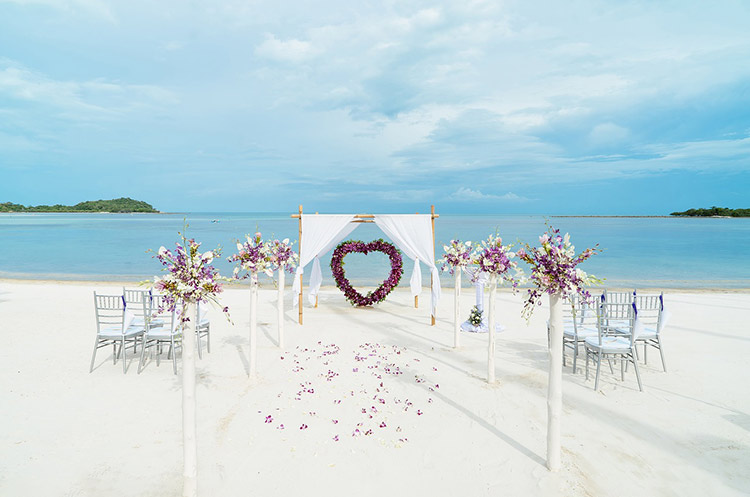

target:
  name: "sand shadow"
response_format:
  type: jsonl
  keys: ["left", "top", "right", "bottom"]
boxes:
{"left": 428, "top": 383, "right": 546, "bottom": 467}
{"left": 90, "top": 344, "right": 141, "bottom": 374}
{"left": 571, "top": 393, "right": 750, "bottom": 493}
{"left": 223, "top": 335, "right": 250, "bottom": 376}
{"left": 260, "top": 322, "right": 279, "bottom": 347}
{"left": 676, "top": 325, "right": 750, "bottom": 342}
{"left": 725, "top": 413, "right": 750, "bottom": 432}
{"left": 378, "top": 349, "right": 546, "bottom": 467}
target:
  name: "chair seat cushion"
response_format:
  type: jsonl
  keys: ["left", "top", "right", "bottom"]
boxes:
{"left": 637, "top": 327, "right": 658, "bottom": 339}
{"left": 607, "top": 319, "right": 631, "bottom": 329}
{"left": 146, "top": 329, "right": 179, "bottom": 339}
{"left": 612, "top": 326, "right": 632, "bottom": 335}
{"left": 585, "top": 335, "right": 632, "bottom": 352}
{"left": 563, "top": 326, "right": 598, "bottom": 338}
{"left": 134, "top": 317, "right": 167, "bottom": 328}
{"left": 98, "top": 325, "right": 143, "bottom": 338}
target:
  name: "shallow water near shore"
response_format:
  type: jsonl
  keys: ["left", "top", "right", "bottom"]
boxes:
{"left": 1, "top": 212, "right": 748, "bottom": 289}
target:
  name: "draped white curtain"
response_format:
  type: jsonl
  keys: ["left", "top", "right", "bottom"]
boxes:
{"left": 292, "top": 215, "right": 358, "bottom": 305}
{"left": 373, "top": 214, "right": 441, "bottom": 315}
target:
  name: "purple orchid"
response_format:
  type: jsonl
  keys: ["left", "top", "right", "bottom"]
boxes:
{"left": 517, "top": 226, "right": 601, "bottom": 319}
{"left": 152, "top": 230, "right": 229, "bottom": 318}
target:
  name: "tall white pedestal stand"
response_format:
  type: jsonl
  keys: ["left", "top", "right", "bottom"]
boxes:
{"left": 182, "top": 302, "right": 198, "bottom": 497}
{"left": 277, "top": 269, "right": 285, "bottom": 349}
{"left": 547, "top": 292, "right": 563, "bottom": 471}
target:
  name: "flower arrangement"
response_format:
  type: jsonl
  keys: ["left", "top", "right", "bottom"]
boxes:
{"left": 472, "top": 233, "right": 522, "bottom": 287}
{"left": 439, "top": 239, "right": 473, "bottom": 275}
{"left": 153, "top": 233, "right": 229, "bottom": 317}
{"left": 330, "top": 239, "right": 403, "bottom": 307}
{"left": 468, "top": 305, "right": 483, "bottom": 326}
{"left": 267, "top": 237, "right": 299, "bottom": 273}
{"left": 516, "top": 226, "right": 600, "bottom": 319}
{"left": 228, "top": 232, "right": 275, "bottom": 279}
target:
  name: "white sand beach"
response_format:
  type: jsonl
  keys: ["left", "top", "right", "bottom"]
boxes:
{"left": 1, "top": 280, "right": 749, "bottom": 497}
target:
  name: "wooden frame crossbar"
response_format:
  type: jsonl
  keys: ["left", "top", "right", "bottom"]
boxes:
{"left": 291, "top": 205, "right": 438, "bottom": 326}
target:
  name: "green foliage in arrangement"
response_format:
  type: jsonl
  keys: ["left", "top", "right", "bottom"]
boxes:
{"left": 469, "top": 305, "right": 483, "bottom": 326}
{"left": 0, "top": 197, "right": 159, "bottom": 213}
{"left": 670, "top": 206, "right": 750, "bottom": 217}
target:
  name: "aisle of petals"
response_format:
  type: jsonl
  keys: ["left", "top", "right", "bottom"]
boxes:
{"left": 257, "top": 341, "right": 441, "bottom": 446}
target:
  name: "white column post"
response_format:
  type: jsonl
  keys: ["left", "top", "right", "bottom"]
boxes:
{"left": 249, "top": 273, "right": 258, "bottom": 377}
{"left": 547, "top": 292, "right": 563, "bottom": 471}
{"left": 487, "top": 274, "right": 497, "bottom": 383}
{"left": 182, "top": 302, "right": 197, "bottom": 497}
{"left": 454, "top": 271, "right": 461, "bottom": 348}
{"left": 277, "top": 268, "right": 285, "bottom": 349}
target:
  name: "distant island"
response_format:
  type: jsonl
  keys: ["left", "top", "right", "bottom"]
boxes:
{"left": 670, "top": 206, "right": 749, "bottom": 218}
{"left": 0, "top": 197, "right": 159, "bottom": 213}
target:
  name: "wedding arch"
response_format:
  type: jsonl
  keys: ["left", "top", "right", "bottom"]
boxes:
{"left": 291, "top": 205, "right": 441, "bottom": 326}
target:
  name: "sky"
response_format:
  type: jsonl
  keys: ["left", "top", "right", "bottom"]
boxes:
{"left": 0, "top": 0, "right": 749, "bottom": 214}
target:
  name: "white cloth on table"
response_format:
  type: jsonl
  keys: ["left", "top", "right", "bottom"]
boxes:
{"left": 373, "top": 214, "right": 441, "bottom": 315}
{"left": 292, "top": 215, "right": 358, "bottom": 305}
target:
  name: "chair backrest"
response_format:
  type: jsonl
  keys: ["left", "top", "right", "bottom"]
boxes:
{"left": 634, "top": 293, "right": 662, "bottom": 331}
{"left": 94, "top": 293, "right": 129, "bottom": 334}
{"left": 123, "top": 287, "right": 150, "bottom": 320}
{"left": 601, "top": 301, "right": 637, "bottom": 345}
{"left": 563, "top": 294, "right": 582, "bottom": 324}
{"left": 169, "top": 302, "right": 185, "bottom": 336}
{"left": 575, "top": 298, "right": 600, "bottom": 332}
{"left": 197, "top": 302, "right": 208, "bottom": 323}
{"left": 602, "top": 289, "right": 636, "bottom": 304}
{"left": 148, "top": 293, "right": 172, "bottom": 322}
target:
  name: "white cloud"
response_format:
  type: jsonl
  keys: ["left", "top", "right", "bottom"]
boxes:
{"left": 255, "top": 34, "right": 318, "bottom": 63}
{"left": 0, "top": 61, "right": 176, "bottom": 118}
{"left": 449, "top": 188, "right": 529, "bottom": 202}
{"left": 588, "top": 122, "right": 630, "bottom": 147}
{"left": 163, "top": 41, "right": 184, "bottom": 52}
{"left": 0, "top": 130, "right": 43, "bottom": 151}
{"left": 1, "top": 0, "right": 115, "bottom": 21}
{"left": 408, "top": 8, "right": 443, "bottom": 28}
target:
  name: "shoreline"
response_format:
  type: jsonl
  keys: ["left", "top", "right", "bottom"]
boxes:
{"left": 4, "top": 211, "right": 741, "bottom": 218}
{"left": 2, "top": 277, "right": 748, "bottom": 293}
{"left": 0, "top": 211, "right": 174, "bottom": 215}
{"left": 550, "top": 215, "right": 671, "bottom": 218}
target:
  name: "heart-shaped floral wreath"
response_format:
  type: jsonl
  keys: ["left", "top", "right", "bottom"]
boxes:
{"left": 330, "top": 239, "right": 403, "bottom": 306}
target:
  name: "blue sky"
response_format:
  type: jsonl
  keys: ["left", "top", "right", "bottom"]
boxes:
{"left": 1, "top": 0, "right": 748, "bottom": 214}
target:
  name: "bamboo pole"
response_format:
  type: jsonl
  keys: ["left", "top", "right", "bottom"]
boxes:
{"left": 431, "top": 204, "right": 436, "bottom": 326}
{"left": 182, "top": 302, "right": 197, "bottom": 497}
{"left": 487, "top": 275, "right": 497, "bottom": 383}
{"left": 277, "top": 269, "right": 285, "bottom": 348}
{"left": 414, "top": 210, "right": 419, "bottom": 309}
{"left": 547, "top": 293, "right": 563, "bottom": 471}
{"left": 298, "top": 205, "right": 303, "bottom": 325}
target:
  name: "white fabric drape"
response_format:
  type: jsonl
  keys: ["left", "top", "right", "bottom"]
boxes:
{"left": 373, "top": 214, "right": 441, "bottom": 315}
{"left": 292, "top": 215, "right": 358, "bottom": 305}
{"left": 306, "top": 223, "right": 359, "bottom": 304}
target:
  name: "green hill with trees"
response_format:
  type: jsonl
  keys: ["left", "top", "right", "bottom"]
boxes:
{"left": 670, "top": 206, "right": 749, "bottom": 217}
{"left": 0, "top": 197, "right": 159, "bottom": 213}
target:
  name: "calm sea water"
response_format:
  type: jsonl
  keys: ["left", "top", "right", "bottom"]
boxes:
{"left": 1, "top": 212, "right": 748, "bottom": 289}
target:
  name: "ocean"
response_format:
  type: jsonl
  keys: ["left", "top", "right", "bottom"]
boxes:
{"left": 1, "top": 212, "right": 748, "bottom": 289}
